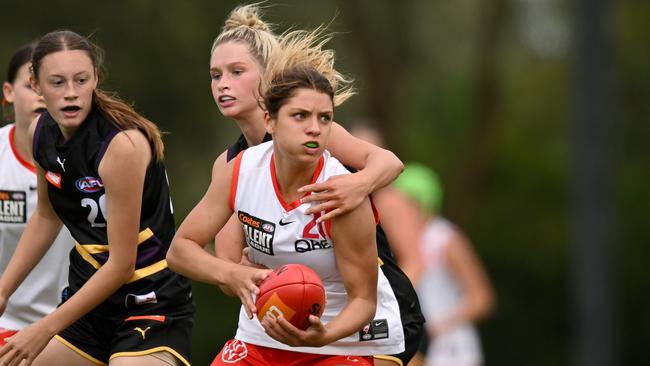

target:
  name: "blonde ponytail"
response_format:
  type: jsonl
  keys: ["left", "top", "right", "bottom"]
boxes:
{"left": 211, "top": 3, "right": 279, "bottom": 68}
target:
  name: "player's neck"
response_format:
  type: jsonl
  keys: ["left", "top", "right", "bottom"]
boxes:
{"left": 235, "top": 110, "right": 267, "bottom": 147}
{"left": 273, "top": 158, "right": 315, "bottom": 203}
{"left": 12, "top": 121, "right": 33, "bottom": 163}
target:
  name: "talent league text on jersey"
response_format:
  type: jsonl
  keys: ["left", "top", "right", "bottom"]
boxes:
{"left": 230, "top": 141, "right": 404, "bottom": 356}
{"left": 0, "top": 190, "right": 26, "bottom": 223}
{"left": 0, "top": 124, "right": 72, "bottom": 330}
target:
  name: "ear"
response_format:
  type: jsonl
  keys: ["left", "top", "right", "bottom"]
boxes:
{"left": 92, "top": 68, "right": 99, "bottom": 89}
{"left": 30, "top": 76, "right": 41, "bottom": 96}
{"left": 2, "top": 82, "right": 13, "bottom": 104}
{"left": 263, "top": 111, "right": 274, "bottom": 134}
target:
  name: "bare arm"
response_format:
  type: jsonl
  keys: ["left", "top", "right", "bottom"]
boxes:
{"left": 321, "top": 196, "right": 378, "bottom": 342}
{"left": 167, "top": 151, "right": 270, "bottom": 317}
{"left": 373, "top": 187, "right": 426, "bottom": 284}
{"left": 262, "top": 197, "right": 378, "bottom": 347}
{"left": 214, "top": 213, "right": 246, "bottom": 264}
{"left": 432, "top": 231, "right": 496, "bottom": 336}
{"left": 0, "top": 130, "right": 155, "bottom": 364}
{"left": 300, "top": 122, "right": 403, "bottom": 221}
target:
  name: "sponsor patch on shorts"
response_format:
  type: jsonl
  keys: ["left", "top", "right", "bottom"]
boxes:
{"left": 359, "top": 318, "right": 389, "bottom": 341}
{"left": 125, "top": 291, "right": 158, "bottom": 307}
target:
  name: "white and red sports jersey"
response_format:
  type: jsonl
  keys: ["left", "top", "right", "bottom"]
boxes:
{"left": 230, "top": 141, "right": 404, "bottom": 356}
{"left": 0, "top": 124, "right": 72, "bottom": 330}
{"left": 417, "top": 218, "right": 483, "bottom": 366}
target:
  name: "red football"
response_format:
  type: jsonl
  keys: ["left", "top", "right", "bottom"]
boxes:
{"left": 255, "top": 263, "right": 326, "bottom": 330}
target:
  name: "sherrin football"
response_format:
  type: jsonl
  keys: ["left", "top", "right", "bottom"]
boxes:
{"left": 255, "top": 263, "right": 326, "bottom": 330}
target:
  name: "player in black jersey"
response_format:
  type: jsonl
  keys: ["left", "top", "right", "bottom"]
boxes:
{"left": 0, "top": 30, "right": 193, "bottom": 366}
{"left": 169, "top": 5, "right": 424, "bottom": 366}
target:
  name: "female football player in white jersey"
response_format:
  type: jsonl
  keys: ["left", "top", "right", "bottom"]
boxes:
{"left": 0, "top": 42, "right": 72, "bottom": 346}
{"left": 168, "top": 4, "right": 425, "bottom": 365}
{"left": 168, "top": 29, "right": 404, "bottom": 365}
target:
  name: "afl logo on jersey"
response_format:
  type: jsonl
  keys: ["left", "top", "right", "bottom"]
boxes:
{"left": 262, "top": 223, "right": 275, "bottom": 233}
{"left": 75, "top": 177, "right": 104, "bottom": 193}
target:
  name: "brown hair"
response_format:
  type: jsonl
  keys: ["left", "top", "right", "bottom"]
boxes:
{"left": 31, "top": 30, "right": 165, "bottom": 161}
{"left": 264, "top": 66, "right": 335, "bottom": 119}
{"left": 262, "top": 27, "right": 355, "bottom": 111}
{"left": 2, "top": 42, "right": 36, "bottom": 122}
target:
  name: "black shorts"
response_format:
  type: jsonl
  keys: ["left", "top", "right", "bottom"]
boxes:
{"left": 57, "top": 267, "right": 194, "bottom": 365}
{"left": 374, "top": 225, "right": 426, "bottom": 365}
{"left": 417, "top": 328, "right": 430, "bottom": 355}
{"left": 57, "top": 304, "right": 193, "bottom": 365}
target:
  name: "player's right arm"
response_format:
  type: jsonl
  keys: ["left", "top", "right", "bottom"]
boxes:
{"left": 0, "top": 164, "right": 63, "bottom": 315}
{"left": 167, "top": 152, "right": 271, "bottom": 317}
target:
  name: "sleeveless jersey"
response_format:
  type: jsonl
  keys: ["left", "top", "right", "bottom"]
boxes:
{"left": 231, "top": 141, "right": 404, "bottom": 355}
{"left": 32, "top": 111, "right": 191, "bottom": 316}
{"left": 0, "top": 124, "right": 72, "bottom": 329}
{"left": 227, "top": 133, "right": 425, "bottom": 328}
{"left": 417, "top": 218, "right": 483, "bottom": 365}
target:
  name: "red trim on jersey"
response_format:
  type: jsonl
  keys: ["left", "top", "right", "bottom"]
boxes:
{"left": 369, "top": 196, "right": 380, "bottom": 225}
{"left": 8, "top": 125, "right": 36, "bottom": 174}
{"left": 270, "top": 154, "right": 324, "bottom": 212}
{"left": 229, "top": 151, "right": 245, "bottom": 211}
{"left": 124, "top": 315, "right": 166, "bottom": 323}
{"left": 0, "top": 328, "right": 18, "bottom": 346}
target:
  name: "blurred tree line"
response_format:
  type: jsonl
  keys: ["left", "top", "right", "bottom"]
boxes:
{"left": 1, "top": 0, "right": 648, "bottom": 365}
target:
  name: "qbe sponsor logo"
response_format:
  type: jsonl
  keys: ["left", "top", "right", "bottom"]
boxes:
{"left": 238, "top": 211, "right": 275, "bottom": 255}
{"left": 0, "top": 190, "right": 27, "bottom": 223}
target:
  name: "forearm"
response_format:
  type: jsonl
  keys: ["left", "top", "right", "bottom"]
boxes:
{"left": 355, "top": 148, "right": 404, "bottom": 194}
{"left": 37, "top": 259, "right": 133, "bottom": 335}
{"left": 0, "top": 212, "right": 62, "bottom": 300}
{"left": 328, "top": 122, "right": 403, "bottom": 195}
{"left": 167, "top": 238, "right": 236, "bottom": 287}
{"left": 321, "top": 296, "right": 376, "bottom": 345}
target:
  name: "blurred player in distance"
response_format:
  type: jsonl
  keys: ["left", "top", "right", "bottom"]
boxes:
{"left": 384, "top": 163, "right": 496, "bottom": 366}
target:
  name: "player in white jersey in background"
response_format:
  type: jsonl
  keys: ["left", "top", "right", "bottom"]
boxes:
{"left": 382, "top": 163, "right": 495, "bottom": 366}
{"left": 167, "top": 28, "right": 404, "bottom": 365}
{"left": 0, "top": 42, "right": 72, "bottom": 345}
